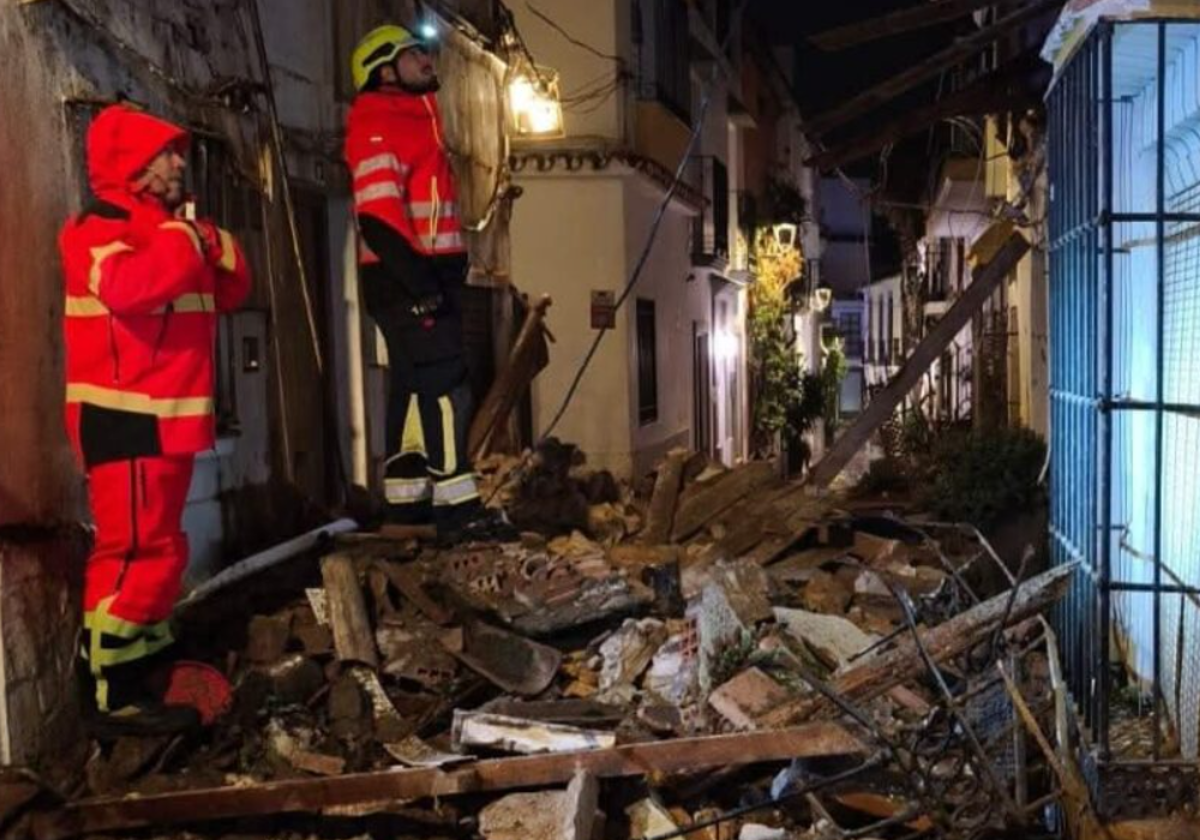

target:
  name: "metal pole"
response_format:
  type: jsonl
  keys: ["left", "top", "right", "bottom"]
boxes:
{"left": 1098, "top": 21, "right": 1115, "bottom": 761}
{"left": 1152, "top": 20, "right": 1167, "bottom": 762}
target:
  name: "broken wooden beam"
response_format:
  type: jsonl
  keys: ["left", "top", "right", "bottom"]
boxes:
{"left": 42, "top": 724, "right": 866, "bottom": 838}
{"left": 804, "top": 0, "right": 1060, "bottom": 137}
{"left": 671, "top": 461, "right": 777, "bottom": 542}
{"left": 640, "top": 449, "right": 688, "bottom": 544}
{"left": 808, "top": 54, "right": 1047, "bottom": 171}
{"left": 759, "top": 563, "right": 1076, "bottom": 727}
{"left": 377, "top": 523, "right": 437, "bottom": 542}
{"left": 807, "top": 226, "right": 1029, "bottom": 487}
{"left": 320, "top": 553, "right": 379, "bottom": 668}
{"left": 810, "top": 0, "right": 1026, "bottom": 51}
{"left": 468, "top": 294, "right": 552, "bottom": 462}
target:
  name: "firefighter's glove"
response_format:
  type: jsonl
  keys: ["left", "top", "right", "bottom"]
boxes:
{"left": 410, "top": 293, "right": 445, "bottom": 320}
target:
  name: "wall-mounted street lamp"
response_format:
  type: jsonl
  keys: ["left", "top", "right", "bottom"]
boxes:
{"left": 509, "top": 68, "right": 565, "bottom": 138}
{"left": 810, "top": 284, "right": 833, "bottom": 313}
{"left": 772, "top": 223, "right": 798, "bottom": 250}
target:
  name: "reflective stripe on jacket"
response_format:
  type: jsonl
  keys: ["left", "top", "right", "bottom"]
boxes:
{"left": 344, "top": 90, "right": 466, "bottom": 261}
{"left": 60, "top": 193, "right": 251, "bottom": 464}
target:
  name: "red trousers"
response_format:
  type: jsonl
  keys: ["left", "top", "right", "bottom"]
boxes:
{"left": 82, "top": 456, "right": 193, "bottom": 711}
{"left": 85, "top": 456, "right": 194, "bottom": 624}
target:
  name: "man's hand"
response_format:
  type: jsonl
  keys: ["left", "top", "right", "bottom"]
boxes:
{"left": 192, "top": 220, "right": 225, "bottom": 265}
{"left": 410, "top": 293, "right": 444, "bottom": 319}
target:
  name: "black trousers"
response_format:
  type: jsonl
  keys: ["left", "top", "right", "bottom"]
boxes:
{"left": 360, "top": 260, "right": 482, "bottom": 526}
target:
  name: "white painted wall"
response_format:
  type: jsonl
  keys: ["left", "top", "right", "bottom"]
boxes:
{"left": 624, "top": 179, "right": 711, "bottom": 477}
{"left": 516, "top": 174, "right": 635, "bottom": 474}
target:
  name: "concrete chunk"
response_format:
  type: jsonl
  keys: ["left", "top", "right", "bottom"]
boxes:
{"left": 773, "top": 607, "right": 880, "bottom": 670}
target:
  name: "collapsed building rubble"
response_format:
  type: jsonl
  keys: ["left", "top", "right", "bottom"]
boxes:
{"left": 16, "top": 442, "right": 1080, "bottom": 840}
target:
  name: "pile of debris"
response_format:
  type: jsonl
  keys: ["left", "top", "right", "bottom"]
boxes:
{"left": 30, "top": 441, "right": 1077, "bottom": 840}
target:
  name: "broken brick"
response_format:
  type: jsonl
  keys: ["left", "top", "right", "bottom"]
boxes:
{"left": 708, "top": 667, "right": 791, "bottom": 729}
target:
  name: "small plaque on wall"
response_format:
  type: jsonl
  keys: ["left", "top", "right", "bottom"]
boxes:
{"left": 591, "top": 290, "right": 616, "bottom": 329}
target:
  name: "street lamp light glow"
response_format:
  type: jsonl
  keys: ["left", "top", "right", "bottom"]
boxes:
{"left": 509, "top": 69, "right": 564, "bottom": 138}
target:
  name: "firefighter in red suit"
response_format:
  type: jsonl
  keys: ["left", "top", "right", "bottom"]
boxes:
{"left": 345, "top": 25, "right": 514, "bottom": 543}
{"left": 60, "top": 104, "right": 251, "bottom": 736}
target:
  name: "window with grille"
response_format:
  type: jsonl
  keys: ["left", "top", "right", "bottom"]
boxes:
{"left": 637, "top": 299, "right": 659, "bottom": 425}
{"left": 837, "top": 311, "right": 864, "bottom": 360}
{"left": 637, "top": 0, "right": 691, "bottom": 122}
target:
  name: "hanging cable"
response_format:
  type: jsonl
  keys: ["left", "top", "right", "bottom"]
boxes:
{"left": 525, "top": 1, "right": 624, "bottom": 63}
{"left": 539, "top": 1, "right": 750, "bottom": 440}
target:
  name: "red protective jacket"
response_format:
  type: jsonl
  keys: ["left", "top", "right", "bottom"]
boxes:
{"left": 60, "top": 105, "right": 251, "bottom": 466}
{"left": 344, "top": 90, "right": 466, "bottom": 262}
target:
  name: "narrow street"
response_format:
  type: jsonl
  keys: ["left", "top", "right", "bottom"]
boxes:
{"left": 0, "top": 0, "right": 1198, "bottom": 838}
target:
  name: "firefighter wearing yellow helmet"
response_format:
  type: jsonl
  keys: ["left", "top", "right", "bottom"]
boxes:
{"left": 343, "top": 24, "right": 517, "bottom": 544}
{"left": 350, "top": 24, "right": 428, "bottom": 92}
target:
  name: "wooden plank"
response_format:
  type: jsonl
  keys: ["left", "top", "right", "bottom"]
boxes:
{"left": 376, "top": 524, "right": 438, "bottom": 542}
{"left": 671, "top": 462, "right": 777, "bottom": 542}
{"left": 810, "top": 0, "right": 1027, "bottom": 51}
{"left": 759, "top": 563, "right": 1076, "bottom": 728}
{"left": 48, "top": 724, "right": 866, "bottom": 838}
{"left": 804, "top": 0, "right": 1061, "bottom": 137}
{"left": 807, "top": 230, "right": 1029, "bottom": 488}
{"left": 692, "top": 482, "right": 797, "bottom": 561}
{"left": 738, "top": 496, "right": 831, "bottom": 566}
{"left": 640, "top": 449, "right": 689, "bottom": 544}
{"left": 808, "top": 55, "right": 1045, "bottom": 171}
{"left": 468, "top": 295, "right": 552, "bottom": 462}
{"left": 320, "top": 554, "right": 379, "bottom": 668}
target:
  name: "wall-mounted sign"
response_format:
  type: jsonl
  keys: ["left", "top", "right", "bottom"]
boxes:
{"left": 591, "top": 290, "right": 616, "bottom": 330}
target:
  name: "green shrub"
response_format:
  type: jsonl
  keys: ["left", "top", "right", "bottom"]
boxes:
{"left": 918, "top": 426, "right": 1046, "bottom": 530}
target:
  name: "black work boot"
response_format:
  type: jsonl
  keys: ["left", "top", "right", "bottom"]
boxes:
{"left": 84, "top": 701, "right": 202, "bottom": 740}
{"left": 77, "top": 653, "right": 201, "bottom": 740}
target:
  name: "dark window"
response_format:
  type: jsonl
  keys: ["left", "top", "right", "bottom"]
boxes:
{"left": 877, "top": 296, "right": 886, "bottom": 363}
{"left": 715, "top": 0, "right": 732, "bottom": 45}
{"left": 692, "top": 156, "right": 729, "bottom": 261}
{"left": 886, "top": 294, "right": 895, "bottom": 362}
{"left": 868, "top": 296, "right": 878, "bottom": 362}
{"left": 693, "top": 323, "right": 712, "bottom": 455}
{"left": 837, "top": 311, "right": 864, "bottom": 360}
{"left": 637, "top": 299, "right": 659, "bottom": 425}
{"left": 711, "top": 158, "right": 729, "bottom": 257}
{"left": 641, "top": 0, "right": 691, "bottom": 122}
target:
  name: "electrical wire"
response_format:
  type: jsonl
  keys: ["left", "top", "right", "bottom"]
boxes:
{"left": 525, "top": 1, "right": 623, "bottom": 63}
{"left": 538, "top": 1, "right": 751, "bottom": 441}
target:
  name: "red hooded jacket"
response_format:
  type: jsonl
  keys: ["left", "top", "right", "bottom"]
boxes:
{"left": 59, "top": 105, "right": 251, "bottom": 466}
{"left": 344, "top": 90, "right": 466, "bottom": 262}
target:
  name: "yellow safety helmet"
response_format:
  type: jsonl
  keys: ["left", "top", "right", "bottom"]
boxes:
{"left": 351, "top": 25, "right": 422, "bottom": 92}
